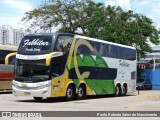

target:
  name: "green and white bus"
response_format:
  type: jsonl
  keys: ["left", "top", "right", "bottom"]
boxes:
{"left": 12, "top": 33, "right": 136, "bottom": 101}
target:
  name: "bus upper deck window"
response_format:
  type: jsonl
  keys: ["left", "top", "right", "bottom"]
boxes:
{"left": 55, "top": 36, "right": 73, "bottom": 52}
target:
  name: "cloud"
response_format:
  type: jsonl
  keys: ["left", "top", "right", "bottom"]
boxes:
{"left": 105, "top": 0, "right": 115, "bottom": 6}
{"left": 104, "top": 0, "right": 160, "bottom": 28}
{"left": 0, "top": 16, "right": 23, "bottom": 28}
{"left": 146, "top": 1, "right": 160, "bottom": 28}
{"left": 132, "top": 0, "right": 152, "bottom": 7}
{"left": 105, "top": 0, "right": 131, "bottom": 10}
{"left": 0, "top": 0, "right": 34, "bottom": 29}
{"left": 116, "top": 0, "right": 131, "bottom": 10}
{"left": 2, "top": 0, "right": 33, "bottom": 12}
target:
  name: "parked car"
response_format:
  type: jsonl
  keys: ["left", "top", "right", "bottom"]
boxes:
{"left": 136, "top": 81, "right": 152, "bottom": 90}
{"left": 147, "top": 64, "right": 160, "bottom": 70}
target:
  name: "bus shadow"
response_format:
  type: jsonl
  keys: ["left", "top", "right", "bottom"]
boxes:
{"left": 0, "top": 92, "right": 12, "bottom": 94}
{"left": 15, "top": 94, "right": 134, "bottom": 103}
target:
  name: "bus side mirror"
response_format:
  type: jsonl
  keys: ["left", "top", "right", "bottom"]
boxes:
{"left": 46, "top": 52, "right": 63, "bottom": 66}
{"left": 46, "top": 54, "right": 52, "bottom": 66}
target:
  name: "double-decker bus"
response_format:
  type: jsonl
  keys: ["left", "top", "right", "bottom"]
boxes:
{"left": 12, "top": 33, "right": 136, "bottom": 101}
{"left": 0, "top": 45, "right": 17, "bottom": 92}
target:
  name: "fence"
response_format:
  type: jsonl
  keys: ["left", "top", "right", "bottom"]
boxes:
{"left": 144, "top": 70, "right": 160, "bottom": 90}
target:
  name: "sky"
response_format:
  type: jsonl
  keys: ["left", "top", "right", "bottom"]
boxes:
{"left": 0, "top": 0, "right": 160, "bottom": 30}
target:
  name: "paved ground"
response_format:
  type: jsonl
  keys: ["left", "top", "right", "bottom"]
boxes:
{"left": 0, "top": 90, "right": 160, "bottom": 120}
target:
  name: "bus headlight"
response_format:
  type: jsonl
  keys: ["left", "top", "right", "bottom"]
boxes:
{"left": 12, "top": 81, "right": 19, "bottom": 88}
{"left": 36, "top": 82, "right": 52, "bottom": 89}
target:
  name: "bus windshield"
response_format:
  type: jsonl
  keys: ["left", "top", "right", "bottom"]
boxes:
{"left": 14, "top": 59, "right": 50, "bottom": 82}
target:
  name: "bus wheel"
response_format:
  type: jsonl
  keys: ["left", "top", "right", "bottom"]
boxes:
{"left": 114, "top": 85, "right": 121, "bottom": 97}
{"left": 77, "top": 85, "right": 86, "bottom": 100}
{"left": 65, "top": 85, "right": 74, "bottom": 101}
{"left": 122, "top": 84, "right": 127, "bottom": 96}
{"left": 33, "top": 97, "right": 42, "bottom": 102}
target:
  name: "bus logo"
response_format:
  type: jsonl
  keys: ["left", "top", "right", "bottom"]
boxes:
{"left": 21, "top": 83, "right": 27, "bottom": 87}
{"left": 119, "top": 60, "right": 130, "bottom": 67}
{"left": 23, "top": 39, "right": 49, "bottom": 47}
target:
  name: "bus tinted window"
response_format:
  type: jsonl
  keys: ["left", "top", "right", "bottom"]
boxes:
{"left": 76, "top": 38, "right": 136, "bottom": 60}
{"left": 119, "top": 47, "right": 136, "bottom": 60}
{"left": 99, "top": 43, "right": 104, "bottom": 56}
{"left": 92, "top": 41, "right": 100, "bottom": 56}
{"left": 8, "top": 56, "right": 16, "bottom": 65}
{"left": 77, "top": 39, "right": 100, "bottom": 56}
{"left": 109, "top": 45, "right": 119, "bottom": 58}
{"left": 0, "top": 50, "right": 11, "bottom": 64}
{"left": 126, "top": 48, "right": 136, "bottom": 60}
{"left": 77, "top": 44, "right": 92, "bottom": 55}
{"left": 101, "top": 44, "right": 109, "bottom": 57}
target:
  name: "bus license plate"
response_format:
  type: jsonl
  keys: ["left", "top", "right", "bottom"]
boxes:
{"left": 24, "top": 92, "right": 31, "bottom": 95}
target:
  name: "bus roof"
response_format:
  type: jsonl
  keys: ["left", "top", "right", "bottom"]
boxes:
{"left": 74, "top": 35, "right": 136, "bottom": 50}
{"left": 25, "top": 32, "right": 74, "bottom": 36}
{"left": 0, "top": 45, "right": 18, "bottom": 51}
{"left": 25, "top": 33, "right": 54, "bottom": 36}
{"left": 23, "top": 32, "right": 135, "bottom": 50}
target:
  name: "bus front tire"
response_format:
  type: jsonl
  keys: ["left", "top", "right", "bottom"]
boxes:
{"left": 33, "top": 97, "right": 43, "bottom": 101}
{"left": 65, "top": 85, "right": 74, "bottom": 101}
{"left": 77, "top": 85, "right": 86, "bottom": 100}
{"left": 114, "top": 85, "right": 121, "bottom": 97}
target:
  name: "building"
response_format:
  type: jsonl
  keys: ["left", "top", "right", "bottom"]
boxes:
{"left": 0, "top": 26, "right": 25, "bottom": 46}
{"left": 0, "top": 26, "right": 8, "bottom": 45}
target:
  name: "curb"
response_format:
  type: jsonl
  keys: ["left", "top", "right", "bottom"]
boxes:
{"left": 138, "top": 94, "right": 160, "bottom": 99}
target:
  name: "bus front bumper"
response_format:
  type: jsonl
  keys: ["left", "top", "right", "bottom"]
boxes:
{"left": 12, "top": 80, "right": 51, "bottom": 98}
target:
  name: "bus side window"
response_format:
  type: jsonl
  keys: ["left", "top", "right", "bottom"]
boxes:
{"left": 108, "top": 45, "right": 111, "bottom": 57}
{"left": 50, "top": 58, "right": 60, "bottom": 77}
{"left": 78, "top": 45, "right": 92, "bottom": 55}
{"left": 102, "top": 44, "right": 109, "bottom": 57}
{"left": 91, "top": 41, "right": 99, "bottom": 56}
{"left": 9, "top": 56, "right": 16, "bottom": 65}
{"left": 63, "top": 43, "right": 71, "bottom": 52}
{"left": 0, "top": 50, "right": 10, "bottom": 64}
{"left": 55, "top": 36, "right": 73, "bottom": 52}
{"left": 99, "top": 43, "right": 104, "bottom": 56}
{"left": 50, "top": 54, "right": 68, "bottom": 77}
{"left": 110, "top": 45, "right": 119, "bottom": 58}
{"left": 55, "top": 44, "right": 63, "bottom": 52}
{"left": 55, "top": 41, "right": 63, "bottom": 52}
{"left": 119, "top": 47, "right": 125, "bottom": 59}
{"left": 127, "top": 49, "right": 136, "bottom": 60}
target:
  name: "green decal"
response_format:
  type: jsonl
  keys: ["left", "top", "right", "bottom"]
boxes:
{"left": 96, "top": 56, "right": 108, "bottom": 68}
{"left": 68, "top": 38, "right": 116, "bottom": 95}
{"left": 83, "top": 55, "right": 96, "bottom": 66}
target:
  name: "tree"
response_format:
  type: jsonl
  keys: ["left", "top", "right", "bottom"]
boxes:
{"left": 22, "top": 0, "right": 91, "bottom": 33}
{"left": 22, "top": 0, "right": 160, "bottom": 59}
{"left": 83, "top": 5, "right": 160, "bottom": 59}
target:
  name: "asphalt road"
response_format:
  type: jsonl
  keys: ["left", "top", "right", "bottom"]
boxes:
{"left": 0, "top": 90, "right": 160, "bottom": 120}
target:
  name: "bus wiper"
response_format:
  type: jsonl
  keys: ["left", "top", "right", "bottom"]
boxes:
{"left": 40, "top": 77, "right": 48, "bottom": 81}
{"left": 52, "top": 73, "right": 59, "bottom": 77}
